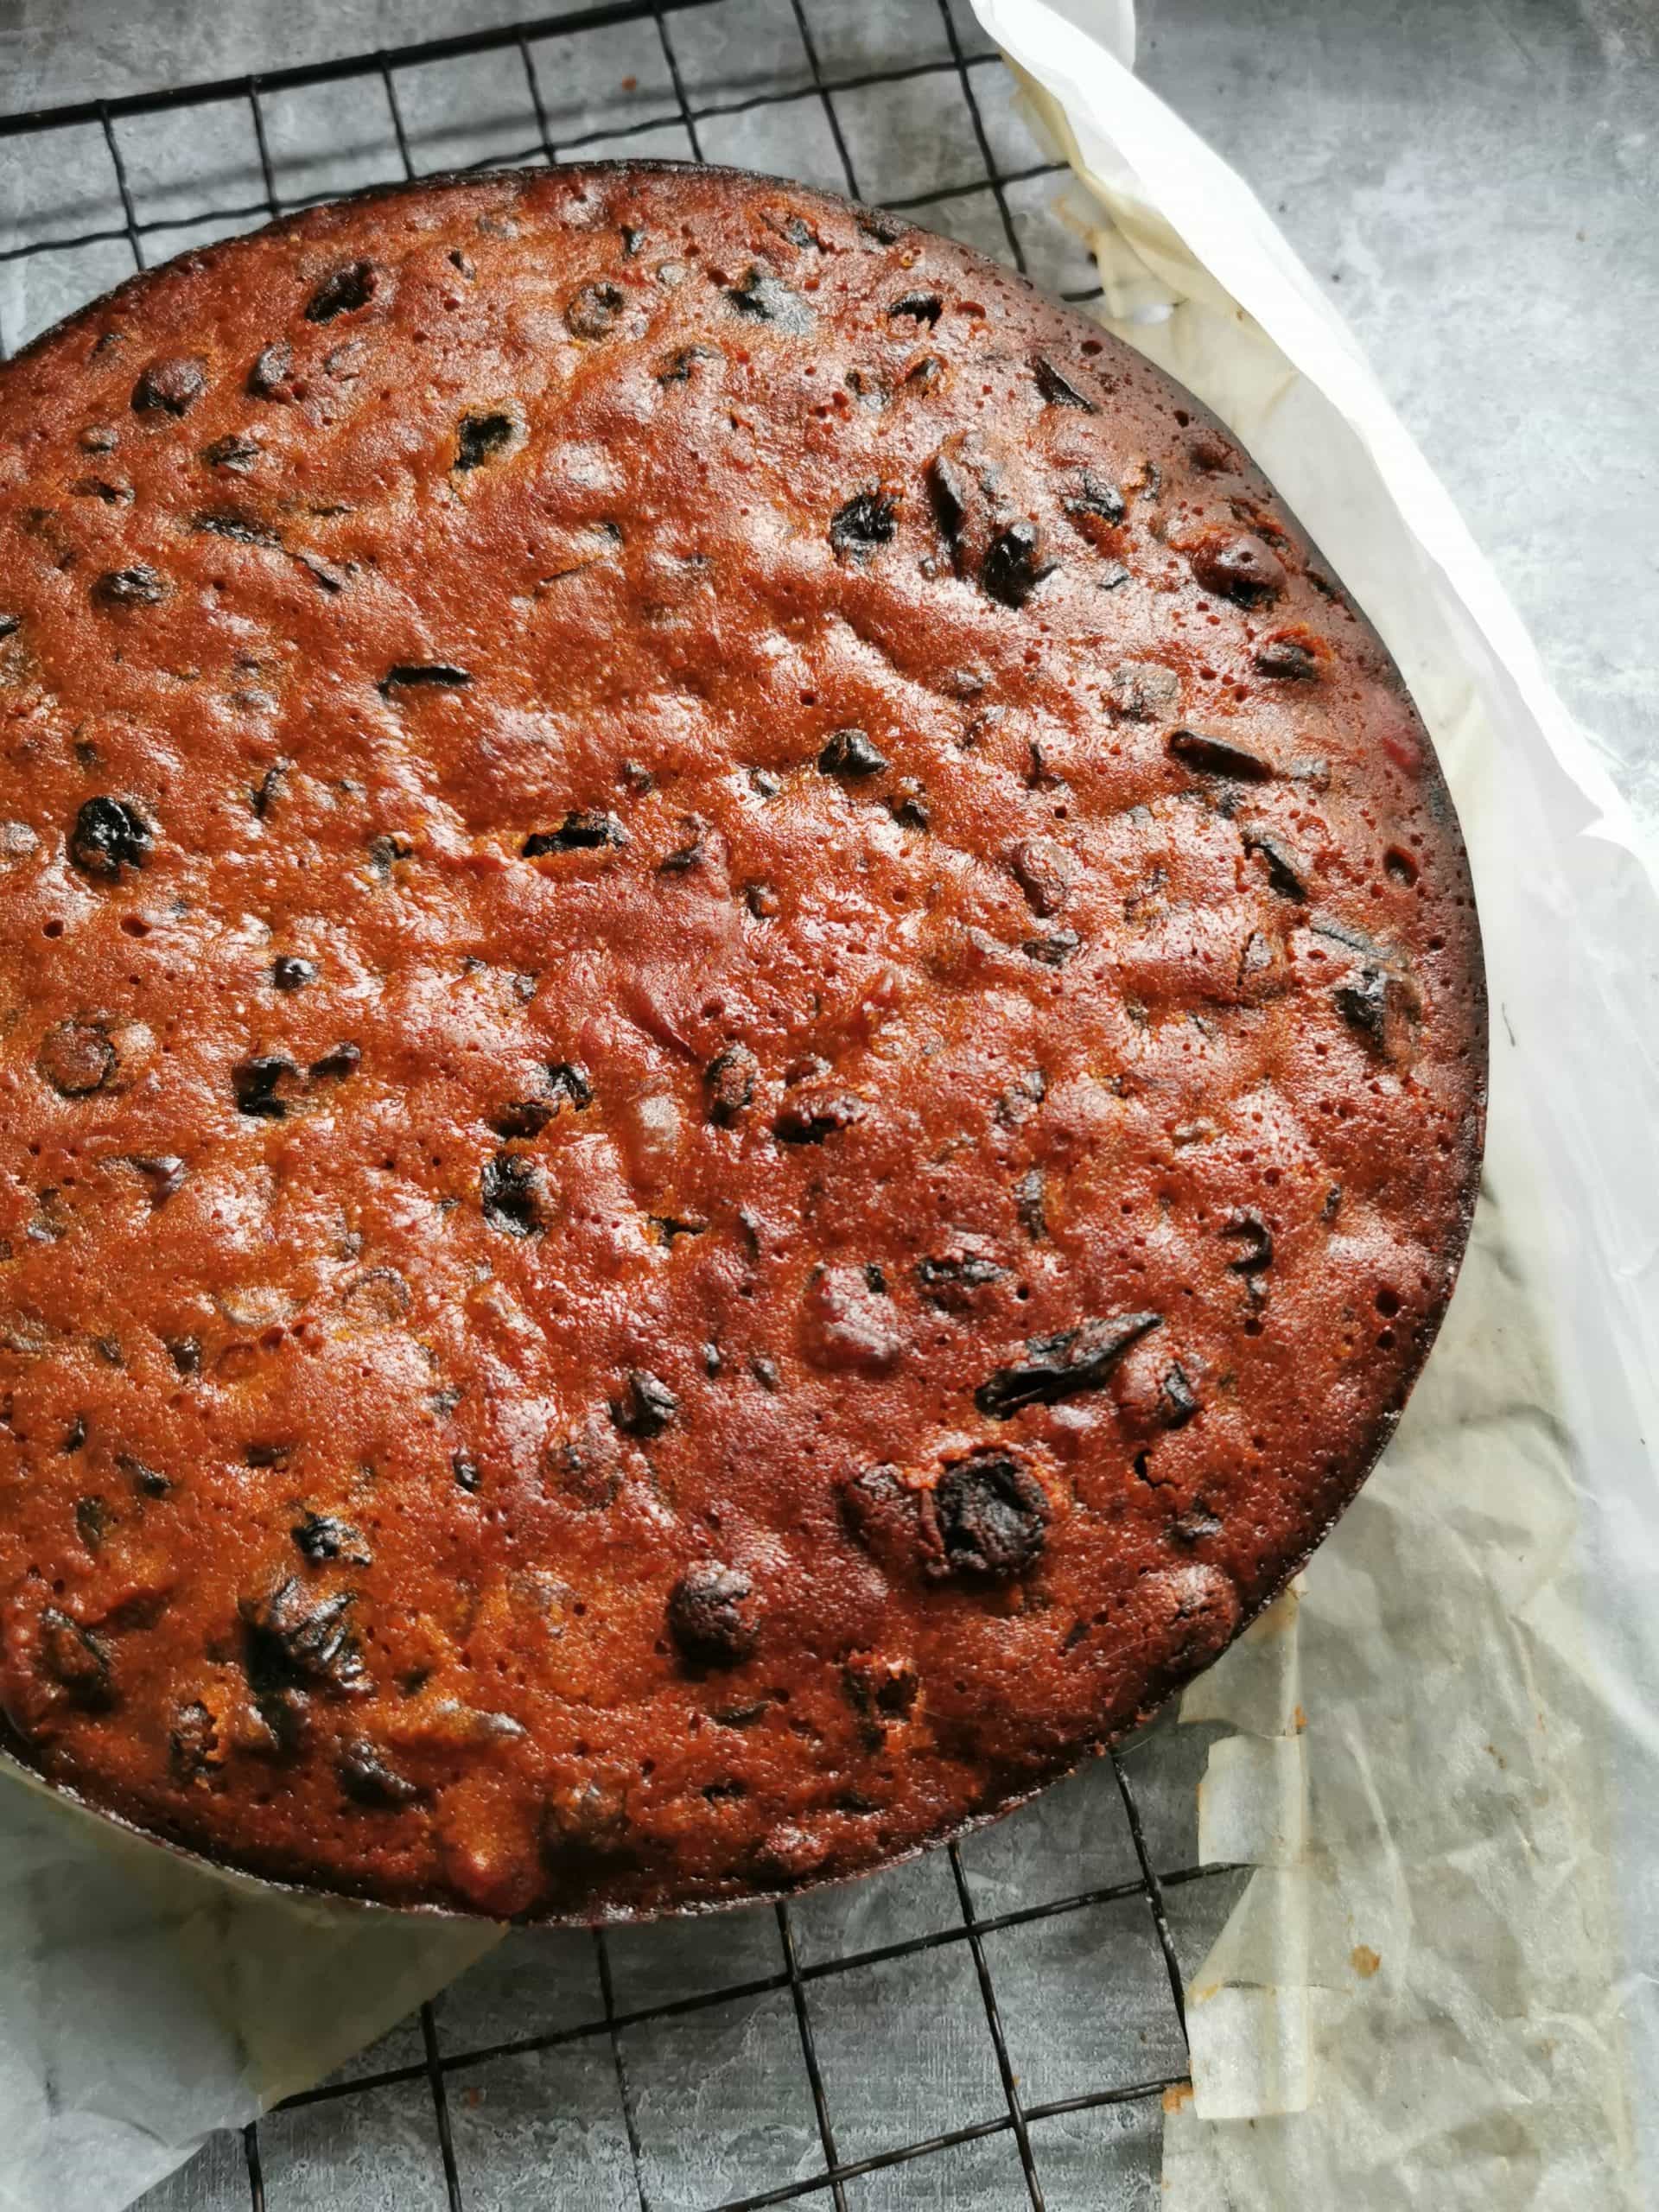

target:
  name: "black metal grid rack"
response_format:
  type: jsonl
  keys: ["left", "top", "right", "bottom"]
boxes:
{"left": 1, "top": 4, "right": 1247, "bottom": 2204}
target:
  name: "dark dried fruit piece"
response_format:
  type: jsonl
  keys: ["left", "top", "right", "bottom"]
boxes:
{"left": 658, "top": 816, "right": 706, "bottom": 874}
{"left": 1014, "top": 1167, "right": 1047, "bottom": 1240}
{"left": 70, "top": 794, "right": 152, "bottom": 877}
{"left": 131, "top": 354, "right": 207, "bottom": 416}
{"left": 657, "top": 344, "right": 717, "bottom": 385}
{"left": 378, "top": 663, "right": 471, "bottom": 696}
{"left": 480, "top": 1152, "right": 550, "bottom": 1237}
{"left": 193, "top": 509, "right": 281, "bottom": 547}
{"left": 232, "top": 1054, "right": 298, "bottom": 1120}
{"left": 337, "top": 1740, "right": 421, "bottom": 1808}
{"left": 523, "top": 810, "right": 628, "bottom": 855}
{"left": 982, "top": 523, "right": 1055, "bottom": 609}
{"left": 40, "top": 1607, "right": 114, "bottom": 1707}
{"left": 117, "top": 1450, "right": 173, "bottom": 1497}
{"left": 928, "top": 1451, "right": 1048, "bottom": 1580}
{"left": 888, "top": 290, "right": 943, "bottom": 326}
{"left": 1033, "top": 356, "right": 1096, "bottom": 410}
{"left": 74, "top": 1495, "right": 107, "bottom": 1553}
{"left": 976, "top": 1311, "right": 1162, "bottom": 1418}
{"left": 817, "top": 727, "right": 889, "bottom": 778}
{"left": 454, "top": 411, "right": 517, "bottom": 470}
{"left": 291, "top": 1512, "right": 372, "bottom": 1566}
{"left": 251, "top": 760, "right": 289, "bottom": 818}
{"left": 1167, "top": 727, "right": 1275, "bottom": 782}
{"left": 667, "top": 1561, "right": 759, "bottom": 1666}
{"left": 613, "top": 1370, "right": 679, "bottom": 1439}
{"left": 1190, "top": 532, "right": 1286, "bottom": 606}
{"left": 202, "top": 433, "right": 262, "bottom": 471}
{"left": 925, "top": 447, "right": 970, "bottom": 554}
{"left": 774, "top": 1089, "right": 866, "bottom": 1145}
{"left": 305, "top": 261, "right": 380, "bottom": 322}
{"left": 843, "top": 1652, "right": 918, "bottom": 1727}
{"left": 1254, "top": 632, "right": 1319, "bottom": 680}
{"left": 705, "top": 1044, "right": 759, "bottom": 1126}
{"left": 1170, "top": 1506, "right": 1224, "bottom": 1547}
{"left": 1065, "top": 470, "right": 1127, "bottom": 531}
{"left": 169, "top": 1700, "right": 218, "bottom": 1784}
{"left": 1334, "top": 966, "right": 1390, "bottom": 1048}
{"left": 1243, "top": 831, "right": 1307, "bottom": 901}
{"left": 247, "top": 341, "right": 294, "bottom": 398}
{"left": 271, "top": 955, "right": 315, "bottom": 991}
{"left": 309, "top": 1041, "right": 360, "bottom": 1080}
{"left": 1160, "top": 1363, "right": 1200, "bottom": 1427}
{"left": 366, "top": 832, "right": 413, "bottom": 880}
{"left": 916, "top": 1240, "right": 1007, "bottom": 1310}
{"left": 995, "top": 1068, "right": 1047, "bottom": 1128}
{"left": 549, "top": 1061, "right": 593, "bottom": 1109}
{"left": 830, "top": 489, "right": 898, "bottom": 562}
{"left": 565, "top": 282, "right": 625, "bottom": 339}
{"left": 92, "top": 565, "right": 167, "bottom": 608}
{"left": 241, "top": 1579, "right": 367, "bottom": 1697}
{"left": 1221, "top": 1211, "right": 1274, "bottom": 1274}
{"left": 725, "top": 267, "right": 813, "bottom": 334}
{"left": 73, "top": 475, "right": 133, "bottom": 504}
{"left": 1022, "top": 931, "right": 1080, "bottom": 967}
{"left": 37, "top": 1019, "right": 117, "bottom": 1097}
{"left": 491, "top": 1096, "right": 553, "bottom": 1139}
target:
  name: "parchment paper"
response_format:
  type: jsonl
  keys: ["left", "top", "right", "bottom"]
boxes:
{"left": 975, "top": 0, "right": 1659, "bottom": 2200}
{"left": 3, "top": 7, "right": 1657, "bottom": 2207}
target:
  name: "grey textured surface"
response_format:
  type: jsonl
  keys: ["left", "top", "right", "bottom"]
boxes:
{"left": 0, "top": 0, "right": 1650, "bottom": 2204}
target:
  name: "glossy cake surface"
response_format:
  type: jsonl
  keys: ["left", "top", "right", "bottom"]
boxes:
{"left": 0, "top": 165, "right": 1484, "bottom": 1916}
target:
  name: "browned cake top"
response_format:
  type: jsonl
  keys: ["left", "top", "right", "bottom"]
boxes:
{"left": 0, "top": 164, "right": 1484, "bottom": 1918}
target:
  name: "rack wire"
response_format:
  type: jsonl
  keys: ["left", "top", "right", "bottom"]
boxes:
{"left": 2, "top": 3, "right": 1247, "bottom": 2203}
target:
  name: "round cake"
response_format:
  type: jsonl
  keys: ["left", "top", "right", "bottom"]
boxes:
{"left": 0, "top": 163, "right": 1484, "bottom": 1918}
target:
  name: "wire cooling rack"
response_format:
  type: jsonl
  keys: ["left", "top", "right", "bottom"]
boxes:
{"left": 1, "top": 3, "right": 1248, "bottom": 2203}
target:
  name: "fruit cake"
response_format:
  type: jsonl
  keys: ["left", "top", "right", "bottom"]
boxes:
{"left": 0, "top": 163, "right": 1485, "bottom": 1917}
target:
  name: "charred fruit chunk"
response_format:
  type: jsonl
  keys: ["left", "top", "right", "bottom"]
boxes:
{"left": 131, "top": 354, "right": 207, "bottom": 416}
{"left": 337, "top": 1740, "right": 421, "bottom": 1808}
{"left": 976, "top": 1312, "right": 1162, "bottom": 1418}
{"left": 830, "top": 489, "right": 898, "bottom": 562}
{"left": 928, "top": 1451, "right": 1048, "bottom": 1580}
{"left": 70, "top": 795, "right": 152, "bottom": 877}
{"left": 40, "top": 1606, "right": 114, "bottom": 1707}
{"left": 480, "top": 1152, "right": 550, "bottom": 1236}
{"left": 725, "top": 267, "right": 813, "bottom": 333}
{"left": 612, "top": 1370, "right": 679, "bottom": 1439}
{"left": 982, "top": 522, "right": 1055, "bottom": 609}
{"left": 240, "top": 1579, "right": 367, "bottom": 1697}
{"left": 1167, "top": 727, "right": 1275, "bottom": 782}
{"left": 523, "top": 810, "right": 628, "bottom": 854}
{"left": 291, "top": 1512, "right": 372, "bottom": 1566}
{"left": 705, "top": 1044, "right": 759, "bottom": 1125}
{"left": 1190, "top": 532, "right": 1285, "bottom": 606}
{"left": 305, "top": 262, "right": 380, "bottom": 322}
{"left": 667, "top": 1561, "right": 760, "bottom": 1665}
{"left": 817, "top": 727, "right": 888, "bottom": 779}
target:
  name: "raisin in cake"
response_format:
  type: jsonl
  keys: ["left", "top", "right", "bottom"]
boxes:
{"left": 0, "top": 165, "right": 1485, "bottom": 1917}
